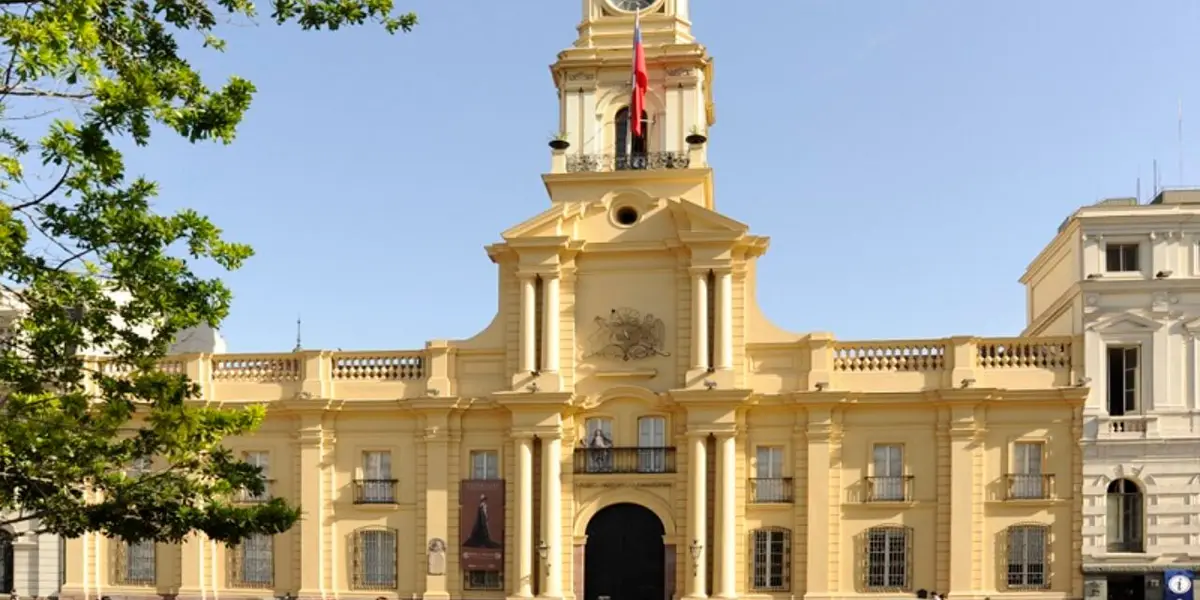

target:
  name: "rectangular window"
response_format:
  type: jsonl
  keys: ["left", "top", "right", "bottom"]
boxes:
{"left": 242, "top": 451, "right": 270, "bottom": 502}
{"left": 360, "top": 451, "right": 394, "bottom": 503}
{"left": 1006, "top": 526, "right": 1048, "bottom": 588}
{"left": 750, "top": 528, "right": 790, "bottom": 591}
{"left": 637, "top": 416, "right": 667, "bottom": 473}
{"left": 464, "top": 570, "right": 503, "bottom": 590}
{"left": 1105, "top": 243, "right": 1140, "bottom": 272}
{"left": 1106, "top": 346, "right": 1140, "bottom": 416}
{"left": 1010, "top": 442, "right": 1045, "bottom": 499}
{"left": 753, "top": 446, "right": 788, "bottom": 502}
{"left": 871, "top": 444, "right": 905, "bottom": 501}
{"left": 864, "top": 527, "right": 910, "bottom": 590}
{"left": 230, "top": 534, "right": 274, "bottom": 588}
{"left": 118, "top": 540, "right": 156, "bottom": 586}
{"left": 353, "top": 529, "right": 398, "bottom": 589}
{"left": 470, "top": 450, "right": 500, "bottom": 480}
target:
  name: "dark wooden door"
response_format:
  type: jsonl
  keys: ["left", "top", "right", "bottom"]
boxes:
{"left": 584, "top": 503, "right": 666, "bottom": 600}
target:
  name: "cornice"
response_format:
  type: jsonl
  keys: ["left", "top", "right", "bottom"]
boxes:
{"left": 1020, "top": 218, "right": 1080, "bottom": 285}
{"left": 666, "top": 387, "right": 753, "bottom": 406}
{"left": 492, "top": 391, "right": 574, "bottom": 409}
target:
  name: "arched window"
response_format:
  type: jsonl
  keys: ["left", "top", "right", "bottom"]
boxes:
{"left": 615, "top": 107, "right": 649, "bottom": 161}
{"left": 1106, "top": 479, "right": 1143, "bottom": 552}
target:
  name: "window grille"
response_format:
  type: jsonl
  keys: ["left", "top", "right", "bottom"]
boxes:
{"left": 352, "top": 528, "right": 398, "bottom": 590}
{"left": 863, "top": 526, "right": 911, "bottom": 591}
{"left": 229, "top": 534, "right": 274, "bottom": 588}
{"left": 750, "top": 528, "right": 790, "bottom": 591}
{"left": 114, "top": 540, "right": 156, "bottom": 586}
{"left": 465, "top": 570, "right": 503, "bottom": 590}
{"left": 1006, "top": 525, "right": 1049, "bottom": 589}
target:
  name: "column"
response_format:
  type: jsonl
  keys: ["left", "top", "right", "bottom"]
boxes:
{"left": 541, "top": 275, "right": 561, "bottom": 373}
{"left": 716, "top": 433, "right": 737, "bottom": 599}
{"left": 297, "top": 416, "right": 325, "bottom": 597}
{"left": 540, "top": 434, "right": 563, "bottom": 598}
{"left": 714, "top": 270, "right": 733, "bottom": 370}
{"left": 514, "top": 435, "right": 535, "bottom": 598}
{"left": 690, "top": 271, "right": 709, "bottom": 371}
{"left": 520, "top": 275, "right": 537, "bottom": 373}
{"left": 685, "top": 433, "right": 708, "bottom": 599}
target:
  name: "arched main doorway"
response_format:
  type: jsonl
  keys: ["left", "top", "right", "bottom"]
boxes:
{"left": 584, "top": 502, "right": 666, "bottom": 600}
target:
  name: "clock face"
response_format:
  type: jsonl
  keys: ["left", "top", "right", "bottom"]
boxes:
{"left": 609, "top": 0, "right": 654, "bottom": 12}
{"left": 1168, "top": 575, "right": 1192, "bottom": 595}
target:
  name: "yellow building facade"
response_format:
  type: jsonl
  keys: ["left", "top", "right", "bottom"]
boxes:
{"left": 63, "top": 2, "right": 1088, "bottom": 600}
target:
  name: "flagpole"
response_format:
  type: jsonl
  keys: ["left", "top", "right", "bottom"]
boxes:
{"left": 626, "top": 8, "right": 637, "bottom": 161}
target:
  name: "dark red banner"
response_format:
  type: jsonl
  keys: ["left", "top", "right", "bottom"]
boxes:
{"left": 460, "top": 479, "right": 505, "bottom": 571}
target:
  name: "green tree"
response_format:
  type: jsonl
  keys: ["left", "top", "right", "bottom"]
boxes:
{"left": 0, "top": 0, "right": 415, "bottom": 543}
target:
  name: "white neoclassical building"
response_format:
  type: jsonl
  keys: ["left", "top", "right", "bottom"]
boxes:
{"left": 1023, "top": 188, "right": 1200, "bottom": 600}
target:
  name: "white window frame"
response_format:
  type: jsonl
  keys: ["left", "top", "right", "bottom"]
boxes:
{"left": 871, "top": 444, "right": 905, "bottom": 501}
{"left": 242, "top": 451, "right": 270, "bottom": 502}
{"left": 754, "top": 446, "right": 787, "bottom": 503}
{"left": 637, "top": 415, "right": 667, "bottom": 473}
{"left": 470, "top": 450, "right": 500, "bottom": 480}
{"left": 1010, "top": 442, "right": 1045, "bottom": 499}
{"left": 360, "top": 450, "right": 394, "bottom": 503}
{"left": 750, "top": 528, "right": 790, "bottom": 591}
{"left": 1103, "top": 240, "right": 1144, "bottom": 274}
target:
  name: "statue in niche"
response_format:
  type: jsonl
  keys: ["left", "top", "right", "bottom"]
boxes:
{"left": 585, "top": 308, "right": 670, "bottom": 361}
{"left": 427, "top": 538, "right": 447, "bottom": 575}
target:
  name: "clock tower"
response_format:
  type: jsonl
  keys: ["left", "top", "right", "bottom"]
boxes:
{"left": 546, "top": 0, "right": 715, "bottom": 208}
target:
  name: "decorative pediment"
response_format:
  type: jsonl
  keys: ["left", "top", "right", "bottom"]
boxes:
{"left": 1086, "top": 311, "right": 1163, "bottom": 332}
{"left": 575, "top": 385, "right": 665, "bottom": 411}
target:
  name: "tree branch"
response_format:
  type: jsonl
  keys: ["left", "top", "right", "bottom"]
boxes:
{"left": 11, "top": 165, "right": 69, "bottom": 211}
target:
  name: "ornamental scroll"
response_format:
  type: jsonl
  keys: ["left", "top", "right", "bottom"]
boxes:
{"left": 585, "top": 308, "right": 670, "bottom": 361}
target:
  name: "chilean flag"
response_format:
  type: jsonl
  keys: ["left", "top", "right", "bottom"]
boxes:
{"left": 630, "top": 11, "right": 648, "bottom": 137}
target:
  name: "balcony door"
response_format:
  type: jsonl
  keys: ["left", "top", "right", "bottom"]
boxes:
{"left": 637, "top": 416, "right": 666, "bottom": 473}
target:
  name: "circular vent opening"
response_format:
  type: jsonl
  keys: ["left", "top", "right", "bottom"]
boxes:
{"left": 614, "top": 206, "right": 640, "bottom": 226}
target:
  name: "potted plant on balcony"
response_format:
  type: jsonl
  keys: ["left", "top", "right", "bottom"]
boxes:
{"left": 548, "top": 131, "right": 570, "bottom": 151}
{"left": 685, "top": 125, "right": 707, "bottom": 145}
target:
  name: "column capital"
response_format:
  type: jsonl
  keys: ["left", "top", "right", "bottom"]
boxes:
{"left": 510, "top": 429, "right": 538, "bottom": 440}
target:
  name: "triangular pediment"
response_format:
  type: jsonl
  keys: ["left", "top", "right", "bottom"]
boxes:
{"left": 499, "top": 197, "right": 751, "bottom": 246}
{"left": 1087, "top": 311, "right": 1163, "bottom": 332}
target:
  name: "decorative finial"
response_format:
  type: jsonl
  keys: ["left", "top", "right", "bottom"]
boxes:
{"left": 293, "top": 316, "right": 302, "bottom": 352}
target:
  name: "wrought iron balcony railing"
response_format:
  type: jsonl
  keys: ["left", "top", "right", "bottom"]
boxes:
{"left": 354, "top": 479, "right": 398, "bottom": 504}
{"left": 864, "top": 475, "right": 914, "bottom": 502}
{"left": 749, "top": 478, "right": 794, "bottom": 503}
{"left": 573, "top": 447, "right": 677, "bottom": 474}
{"left": 1006, "top": 473, "right": 1054, "bottom": 500}
{"left": 566, "top": 152, "right": 691, "bottom": 173}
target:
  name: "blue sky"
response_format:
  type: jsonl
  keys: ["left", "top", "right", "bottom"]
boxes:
{"left": 131, "top": 0, "right": 1200, "bottom": 352}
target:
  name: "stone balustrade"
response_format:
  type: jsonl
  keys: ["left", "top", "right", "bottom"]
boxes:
{"left": 89, "top": 335, "right": 1080, "bottom": 402}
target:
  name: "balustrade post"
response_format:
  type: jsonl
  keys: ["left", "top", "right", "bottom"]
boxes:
{"left": 805, "top": 333, "right": 834, "bottom": 391}
{"left": 947, "top": 336, "right": 977, "bottom": 389}
{"left": 687, "top": 142, "right": 705, "bottom": 168}
{"left": 425, "top": 340, "right": 454, "bottom": 397}
{"left": 299, "top": 350, "right": 331, "bottom": 399}
{"left": 550, "top": 147, "right": 567, "bottom": 174}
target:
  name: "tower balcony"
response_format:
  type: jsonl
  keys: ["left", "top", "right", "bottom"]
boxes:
{"left": 565, "top": 151, "right": 691, "bottom": 173}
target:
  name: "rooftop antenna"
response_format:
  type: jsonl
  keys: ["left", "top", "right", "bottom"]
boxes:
{"left": 1176, "top": 98, "right": 1185, "bottom": 184}
{"left": 293, "top": 316, "right": 303, "bottom": 352}
{"left": 1137, "top": 176, "right": 1141, "bottom": 203}
{"left": 1154, "top": 159, "right": 1160, "bottom": 196}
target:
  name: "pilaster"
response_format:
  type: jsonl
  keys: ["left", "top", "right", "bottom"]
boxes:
{"left": 511, "top": 433, "right": 535, "bottom": 599}
{"left": 421, "top": 409, "right": 452, "bottom": 600}
{"left": 945, "top": 404, "right": 981, "bottom": 596}
{"left": 539, "top": 431, "right": 564, "bottom": 600}
{"left": 715, "top": 432, "right": 736, "bottom": 599}
{"left": 683, "top": 431, "right": 708, "bottom": 600}
{"left": 177, "top": 534, "right": 209, "bottom": 600}
{"left": 296, "top": 413, "right": 326, "bottom": 599}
